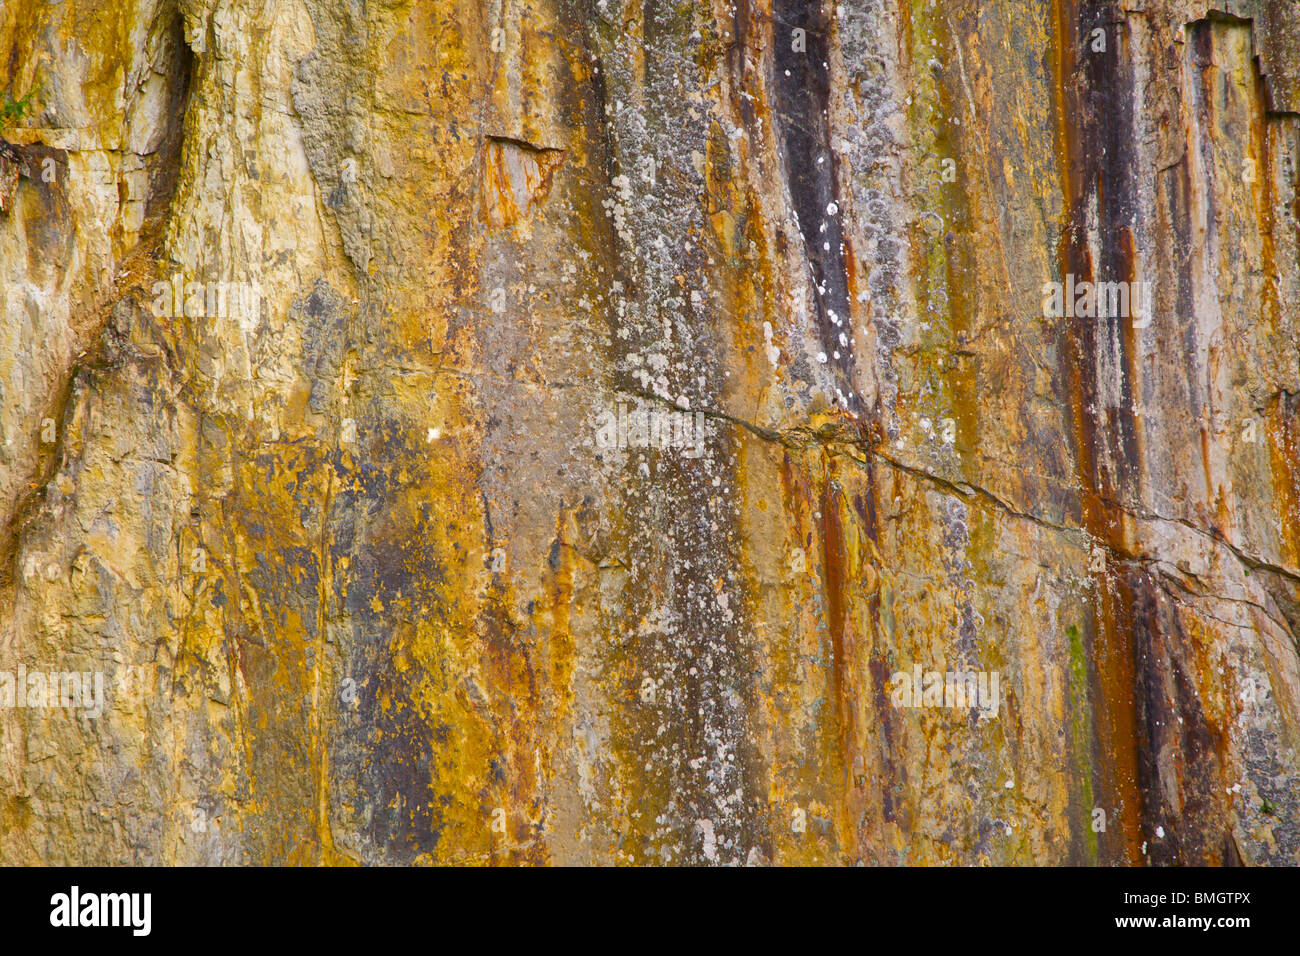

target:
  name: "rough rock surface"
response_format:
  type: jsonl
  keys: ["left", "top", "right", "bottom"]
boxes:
{"left": 1, "top": 0, "right": 1297, "bottom": 865}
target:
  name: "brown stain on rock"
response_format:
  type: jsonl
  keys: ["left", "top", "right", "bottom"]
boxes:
{"left": 479, "top": 136, "right": 566, "bottom": 232}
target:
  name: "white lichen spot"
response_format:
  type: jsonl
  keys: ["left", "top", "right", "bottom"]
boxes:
{"left": 696, "top": 818, "right": 717, "bottom": 862}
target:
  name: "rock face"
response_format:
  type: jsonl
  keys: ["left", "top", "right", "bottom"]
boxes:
{"left": 1, "top": 0, "right": 1297, "bottom": 866}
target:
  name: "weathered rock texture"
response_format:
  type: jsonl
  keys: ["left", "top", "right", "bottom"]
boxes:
{"left": 1, "top": 0, "right": 1298, "bottom": 865}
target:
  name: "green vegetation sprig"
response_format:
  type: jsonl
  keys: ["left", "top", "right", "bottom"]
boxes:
{"left": 0, "top": 85, "right": 40, "bottom": 131}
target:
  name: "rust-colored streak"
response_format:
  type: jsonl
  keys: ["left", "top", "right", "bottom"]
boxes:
{"left": 819, "top": 476, "right": 850, "bottom": 764}
{"left": 816, "top": 453, "right": 876, "bottom": 859}
{"left": 1050, "top": 0, "right": 1143, "bottom": 864}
